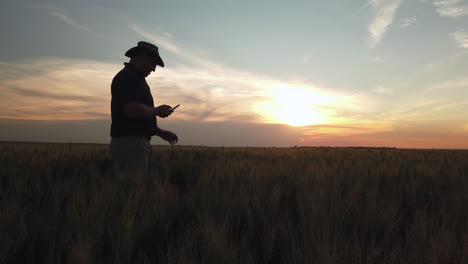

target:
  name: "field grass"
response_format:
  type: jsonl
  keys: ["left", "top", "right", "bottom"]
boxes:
{"left": 1, "top": 141, "right": 467, "bottom": 263}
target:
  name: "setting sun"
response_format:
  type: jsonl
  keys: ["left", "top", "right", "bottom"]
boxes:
{"left": 256, "top": 85, "right": 332, "bottom": 126}
{"left": 271, "top": 105, "right": 323, "bottom": 127}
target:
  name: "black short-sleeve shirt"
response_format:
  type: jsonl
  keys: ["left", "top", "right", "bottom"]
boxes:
{"left": 110, "top": 63, "right": 157, "bottom": 138}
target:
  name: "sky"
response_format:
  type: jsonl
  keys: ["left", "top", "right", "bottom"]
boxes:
{"left": 1, "top": 0, "right": 468, "bottom": 148}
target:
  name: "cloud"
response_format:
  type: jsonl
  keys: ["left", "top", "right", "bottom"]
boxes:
{"left": 403, "top": 50, "right": 468, "bottom": 81}
{"left": 127, "top": 23, "right": 220, "bottom": 71}
{"left": 374, "top": 85, "right": 393, "bottom": 95}
{"left": 47, "top": 10, "right": 93, "bottom": 33}
{"left": 428, "top": 76, "right": 468, "bottom": 90}
{"left": 400, "top": 17, "right": 417, "bottom": 27}
{"left": 376, "top": 98, "right": 468, "bottom": 124}
{"left": 297, "top": 120, "right": 468, "bottom": 149}
{"left": 0, "top": 58, "right": 118, "bottom": 120}
{"left": 20, "top": 3, "right": 104, "bottom": 38}
{"left": 367, "top": 0, "right": 404, "bottom": 47}
{"left": 301, "top": 122, "right": 393, "bottom": 139}
{"left": 451, "top": 29, "right": 468, "bottom": 48}
{"left": 433, "top": 0, "right": 468, "bottom": 17}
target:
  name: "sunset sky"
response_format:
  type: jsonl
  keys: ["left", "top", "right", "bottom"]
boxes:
{"left": 1, "top": 0, "right": 468, "bottom": 148}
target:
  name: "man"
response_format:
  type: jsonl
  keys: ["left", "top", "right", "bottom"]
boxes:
{"left": 110, "top": 41, "right": 178, "bottom": 172}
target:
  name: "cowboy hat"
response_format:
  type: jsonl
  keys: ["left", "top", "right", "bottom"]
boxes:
{"left": 125, "top": 41, "right": 164, "bottom": 67}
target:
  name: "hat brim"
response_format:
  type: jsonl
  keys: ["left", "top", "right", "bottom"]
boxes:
{"left": 125, "top": 47, "right": 165, "bottom": 67}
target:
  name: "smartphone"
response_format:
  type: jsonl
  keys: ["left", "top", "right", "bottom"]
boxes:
{"left": 171, "top": 104, "right": 180, "bottom": 111}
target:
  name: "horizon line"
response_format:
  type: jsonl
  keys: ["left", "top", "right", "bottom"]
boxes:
{"left": 2, "top": 140, "right": 467, "bottom": 151}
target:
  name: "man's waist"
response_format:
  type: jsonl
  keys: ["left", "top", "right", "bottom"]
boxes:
{"left": 113, "top": 133, "right": 151, "bottom": 141}
{"left": 110, "top": 123, "right": 154, "bottom": 140}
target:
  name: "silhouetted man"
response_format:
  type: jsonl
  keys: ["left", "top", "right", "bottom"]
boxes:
{"left": 110, "top": 41, "right": 178, "bottom": 172}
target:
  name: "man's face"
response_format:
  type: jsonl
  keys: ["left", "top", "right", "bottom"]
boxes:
{"left": 141, "top": 53, "right": 157, "bottom": 77}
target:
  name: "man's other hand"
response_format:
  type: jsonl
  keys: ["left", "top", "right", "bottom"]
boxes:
{"left": 156, "top": 105, "right": 173, "bottom": 118}
{"left": 159, "top": 130, "right": 178, "bottom": 145}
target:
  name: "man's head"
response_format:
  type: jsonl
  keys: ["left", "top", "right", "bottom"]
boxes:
{"left": 125, "top": 41, "right": 164, "bottom": 77}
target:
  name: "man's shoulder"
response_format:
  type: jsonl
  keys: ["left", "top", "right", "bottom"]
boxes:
{"left": 112, "top": 65, "right": 139, "bottom": 85}
{"left": 114, "top": 65, "right": 138, "bottom": 79}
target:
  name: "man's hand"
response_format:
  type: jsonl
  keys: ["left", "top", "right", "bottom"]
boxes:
{"left": 155, "top": 105, "right": 173, "bottom": 118}
{"left": 158, "top": 129, "right": 178, "bottom": 145}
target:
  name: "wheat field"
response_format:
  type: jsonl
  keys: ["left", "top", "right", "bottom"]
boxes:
{"left": 1, "top": 142, "right": 467, "bottom": 263}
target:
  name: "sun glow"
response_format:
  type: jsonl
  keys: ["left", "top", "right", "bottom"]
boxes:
{"left": 256, "top": 85, "right": 333, "bottom": 126}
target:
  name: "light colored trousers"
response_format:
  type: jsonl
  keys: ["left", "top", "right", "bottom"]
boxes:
{"left": 110, "top": 137, "right": 152, "bottom": 172}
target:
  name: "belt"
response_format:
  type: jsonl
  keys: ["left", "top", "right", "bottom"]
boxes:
{"left": 117, "top": 134, "right": 151, "bottom": 141}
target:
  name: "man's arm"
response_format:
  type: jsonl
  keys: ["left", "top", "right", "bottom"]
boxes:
{"left": 153, "top": 127, "right": 178, "bottom": 145}
{"left": 153, "top": 126, "right": 163, "bottom": 136}
{"left": 124, "top": 102, "right": 173, "bottom": 120}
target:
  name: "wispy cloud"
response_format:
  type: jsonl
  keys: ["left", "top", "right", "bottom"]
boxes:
{"left": 377, "top": 98, "right": 468, "bottom": 123}
{"left": 433, "top": 0, "right": 468, "bottom": 17}
{"left": 127, "top": 23, "right": 221, "bottom": 71}
{"left": 400, "top": 17, "right": 417, "bottom": 27}
{"left": 20, "top": 3, "right": 103, "bottom": 38}
{"left": 297, "top": 118, "right": 468, "bottom": 148}
{"left": 428, "top": 76, "right": 468, "bottom": 90}
{"left": 367, "top": 0, "right": 404, "bottom": 47}
{"left": 402, "top": 50, "right": 468, "bottom": 81}
{"left": 47, "top": 9, "right": 93, "bottom": 33}
{"left": 374, "top": 85, "right": 394, "bottom": 95}
{"left": 0, "top": 58, "right": 118, "bottom": 120}
{"left": 451, "top": 29, "right": 468, "bottom": 48}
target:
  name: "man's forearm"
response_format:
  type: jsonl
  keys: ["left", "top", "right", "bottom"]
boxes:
{"left": 152, "top": 127, "right": 163, "bottom": 136}
{"left": 124, "top": 101, "right": 157, "bottom": 120}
